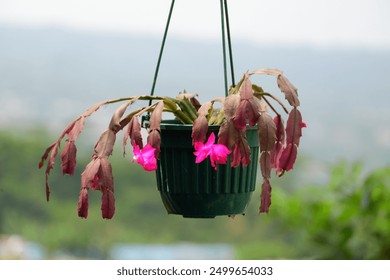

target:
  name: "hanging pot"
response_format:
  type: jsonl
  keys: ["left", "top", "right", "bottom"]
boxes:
{"left": 156, "top": 120, "right": 260, "bottom": 218}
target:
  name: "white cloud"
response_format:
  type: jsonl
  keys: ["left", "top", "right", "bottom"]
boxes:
{"left": 0, "top": 0, "right": 389, "bottom": 49}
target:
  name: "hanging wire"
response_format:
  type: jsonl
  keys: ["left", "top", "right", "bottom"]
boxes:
{"left": 220, "top": 0, "right": 229, "bottom": 97}
{"left": 148, "top": 0, "right": 235, "bottom": 101}
{"left": 223, "top": 0, "right": 236, "bottom": 87}
{"left": 149, "top": 0, "right": 176, "bottom": 105}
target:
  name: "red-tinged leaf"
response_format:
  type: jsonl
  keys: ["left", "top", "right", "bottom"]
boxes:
{"left": 260, "top": 152, "right": 271, "bottom": 179}
{"left": 192, "top": 115, "right": 208, "bottom": 143}
{"left": 218, "top": 120, "right": 251, "bottom": 167}
{"left": 41, "top": 142, "right": 60, "bottom": 201}
{"left": 147, "top": 129, "right": 161, "bottom": 158}
{"left": 99, "top": 157, "right": 114, "bottom": 192}
{"left": 239, "top": 78, "right": 253, "bottom": 100}
{"left": 68, "top": 118, "right": 85, "bottom": 142}
{"left": 277, "top": 74, "right": 300, "bottom": 107}
{"left": 99, "top": 157, "right": 115, "bottom": 219}
{"left": 60, "top": 141, "right": 77, "bottom": 175}
{"left": 192, "top": 102, "right": 212, "bottom": 143}
{"left": 274, "top": 115, "right": 285, "bottom": 145}
{"left": 78, "top": 188, "right": 89, "bottom": 218}
{"left": 278, "top": 143, "right": 298, "bottom": 174}
{"left": 285, "top": 108, "right": 304, "bottom": 147}
{"left": 109, "top": 100, "right": 134, "bottom": 133}
{"left": 257, "top": 112, "right": 276, "bottom": 152}
{"left": 233, "top": 80, "right": 260, "bottom": 129}
{"left": 270, "top": 115, "right": 285, "bottom": 169}
{"left": 259, "top": 178, "right": 272, "bottom": 213}
{"left": 231, "top": 144, "right": 241, "bottom": 167}
{"left": 233, "top": 99, "right": 260, "bottom": 129}
{"left": 230, "top": 136, "right": 251, "bottom": 168}
{"left": 94, "top": 130, "right": 116, "bottom": 158}
{"left": 81, "top": 158, "right": 101, "bottom": 190}
{"left": 101, "top": 189, "right": 115, "bottom": 219}
{"left": 149, "top": 101, "right": 164, "bottom": 131}
{"left": 223, "top": 94, "right": 240, "bottom": 120}
{"left": 238, "top": 136, "right": 251, "bottom": 167}
{"left": 124, "top": 116, "right": 143, "bottom": 155}
{"left": 270, "top": 141, "right": 283, "bottom": 169}
{"left": 218, "top": 121, "right": 239, "bottom": 149}
{"left": 232, "top": 105, "right": 247, "bottom": 130}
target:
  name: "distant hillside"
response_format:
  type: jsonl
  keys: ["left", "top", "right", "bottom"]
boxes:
{"left": 1, "top": 25, "right": 390, "bottom": 171}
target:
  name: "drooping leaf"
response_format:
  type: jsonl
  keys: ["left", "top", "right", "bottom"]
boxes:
{"left": 147, "top": 130, "right": 161, "bottom": 158}
{"left": 101, "top": 189, "right": 115, "bottom": 219}
{"left": 99, "top": 158, "right": 114, "bottom": 193}
{"left": 278, "top": 143, "right": 298, "bottom": 174}
{"left": 260, "top": 152, "right": 271, "bottom": 179}
{"left": 94, "top": 130, "right": 116, "bottom": 158}
{"left": 77, "top": 188, "right": 89, "bottom": 218}
{"left": 259, "top": 178, "right": 272, "bottom": 213}
{"left": 99, "top": 157, "right": 115, "bottom": 219}
{"left": 270, "top": 115, "right": 285, "bottom": 169}
{"left": 60, "top": 142, "right": 77, "bottom": 175}
{"left": 109, "top": 100, "right": 135, "bottom": 133}
{"left": 233, "top": 79, "right": 260, "bottom": 129}
{"left": 192, "top": 102, "right": 212, "bottom": 143}
{"left": 285, "top": 108, "right": 304, "bottom": 147}
{"left": 223, "top": 94, "right": 240, "bottom": 120}
{"left": 123, "top": 116, "right": 143, "bottom": 156}
{"left": 81, "top": 158, "right": 101, "bottom": 190}
{"left": 146, "top": 101, "right": 164, "bottom": 158}
{"left": 257, "top": 112, "right": 276, "bottom": 152}
{"left": 149, "top": 101, "right": 164, "bottom": 131}
{"left": 59, "top": 118, "right": 85, "bottom": 176}
{"left": 277, "top": 74, "right": 300, "bottom": 107}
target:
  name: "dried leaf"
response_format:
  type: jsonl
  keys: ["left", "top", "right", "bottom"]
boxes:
{"left": 277, "top": 74, "right": 300, "bottom": 107}
{"left": 259, "top": 178, "right": 272, "bottom": 213}
{"left": 249, "top": 68, "right": 283, "bottom": 77}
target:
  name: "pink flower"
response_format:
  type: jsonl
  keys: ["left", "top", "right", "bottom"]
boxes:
{"left": 193, "top": 133, "right": 231, "bottom": 170}
{"left": 132, "top": 143, "right": 157, "bottom": 171}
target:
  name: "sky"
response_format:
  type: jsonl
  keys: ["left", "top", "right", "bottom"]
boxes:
{"left": 1, "top": 0, "right": 390, "bottom": 50}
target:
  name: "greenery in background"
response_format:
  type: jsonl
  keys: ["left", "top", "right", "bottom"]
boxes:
{"left": 1, "top": 131, "right": 389, "bottom": 259}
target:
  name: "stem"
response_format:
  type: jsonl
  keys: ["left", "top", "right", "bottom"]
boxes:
{"left": 254, "top": 92, "right": 289, "bottom": 114}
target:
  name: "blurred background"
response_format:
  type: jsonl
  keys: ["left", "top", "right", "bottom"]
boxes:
{"left": 0, "top": 0, "right": 389, "bottom": 259}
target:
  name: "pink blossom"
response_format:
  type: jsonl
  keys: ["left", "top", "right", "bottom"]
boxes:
{"left": 132, "top": 143, "right": 158, "bottom": 171}
{"left": 193, "top": 133, "right": 231, "bottom": 170}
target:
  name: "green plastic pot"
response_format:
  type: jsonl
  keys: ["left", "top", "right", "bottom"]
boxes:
{"left": 156, "top": 120, "right": 260, "bottom": 218}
